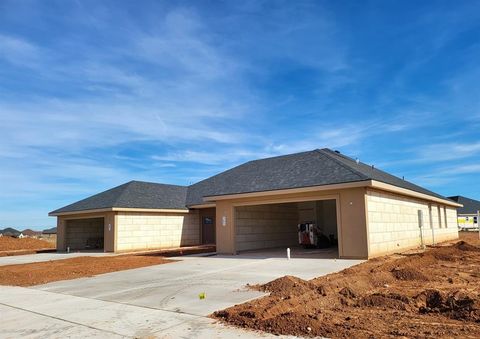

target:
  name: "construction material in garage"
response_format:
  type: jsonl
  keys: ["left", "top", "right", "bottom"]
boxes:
{"left": 213, "top": 232, "right": 480, "bottom": 338}
{"left": 298, "top": 223, "right": 336, "bottom": 248}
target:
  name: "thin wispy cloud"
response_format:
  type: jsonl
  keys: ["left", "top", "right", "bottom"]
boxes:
{"left": 0, "top": 0, "right": 479, "bottom": 228}
{"left": 0, "top": 33, "right": 42, "bottom": 67}
{"left": 417, "top": 142, "right": 480, "bottom": 162}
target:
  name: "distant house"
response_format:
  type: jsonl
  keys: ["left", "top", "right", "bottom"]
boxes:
{"left": 42, "top": 227, "right": 57, "bottom": 235}
{"left": 448, "top": 196, "right": 480, "bottom": 230}
{"left": 1, "top": 228, "right": 21, "bottom": 238}
{"left": 22, "top": 229, "right": 42, "bottom": 238}
{"left": 18, "top": 233, "right": 26, "bottom": 239}
{"left": 40, "top": 227, "right": 57, "bottom": 242}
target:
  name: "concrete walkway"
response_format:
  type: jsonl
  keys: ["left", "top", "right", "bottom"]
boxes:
{"left": 0, "top": 251, "right": 112, "bottom": 266}
{"left": 0, "top": 252, "right": 362, "bottom": 338}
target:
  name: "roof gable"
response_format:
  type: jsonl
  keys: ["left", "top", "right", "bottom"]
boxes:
{"left": 186, "top": 150, "right": 369, "bottom": 206}
{"left": 50, "top": 181, "right": 188, "bottom": 214}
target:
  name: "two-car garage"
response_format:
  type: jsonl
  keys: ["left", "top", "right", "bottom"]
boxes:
{"left": 234, "top": 199, "right": 339, "bottom": 253}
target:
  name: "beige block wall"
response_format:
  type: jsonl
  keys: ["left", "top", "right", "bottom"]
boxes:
{"left": 235, "top": 203, "right": 298, "bottom": 251}
{"left": 115, "top": 211, "right": 200, "bottom": 252}
{"left": 366, "top": 189, "right": 459, "bottom": 257}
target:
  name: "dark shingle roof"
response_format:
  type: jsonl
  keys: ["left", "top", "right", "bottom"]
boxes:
{"left": 320, "top": 149, "right": 448, "bottom": 200}
{"left": 51, "top": 149, "right": 454, "bottom": 213}
{"left": 50, "top": 181, "right": 188, "bottom": 214}
{"left": 0, "top": 227, "right": 21, "bottom": 236}
{"left": 186, "top": 148, "right": 448, "bottom": 206}
{"left": 42, "top": 227, "right": 57, "bottom": 234}
{"left": 448, "top": 196, "right": 480, "bottom": 214}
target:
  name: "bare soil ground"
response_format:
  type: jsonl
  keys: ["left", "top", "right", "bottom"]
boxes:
{"left": 0, "top": 255, "right": 172, "bottom": 286}
{"left": 213, "top": 232, "right": 480, "bottom": 338}
{"left": 0, "top": 237, "right": 55, "bottom": 256}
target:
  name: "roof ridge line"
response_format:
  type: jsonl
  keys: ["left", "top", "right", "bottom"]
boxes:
{"left": 316, "top": 149, "right": 368, "bottom": 180}
{"left": 111, "top": 181, "right": 133, "bottom": 207}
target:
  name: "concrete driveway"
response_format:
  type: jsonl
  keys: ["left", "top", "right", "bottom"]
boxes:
{"left": 0, "top": 249, "right": 362, "bottom": 338}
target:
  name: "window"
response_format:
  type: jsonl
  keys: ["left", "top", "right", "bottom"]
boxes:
{"left": 444, "top": 207, "right": 448, "bottom": 228}
{"left": 437, "top": 205, "right": 442, "bottom": 228}
{"left": 418, "top": 210, "right": 424, "bottom": 228}
{"left": 428, "top": 205, "right": 433, "bottom": 228}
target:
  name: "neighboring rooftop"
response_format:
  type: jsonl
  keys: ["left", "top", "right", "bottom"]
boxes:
{"left": 51, "top": 148, "right": 455, "bottom": 214}
{"left": 22, "top": 229, "right": 41, "bottom": 236}
{"left": 42, "top": 227, "right": 57, "bottom": 234}
{"left": 448, "top": 196, "right": 480, "bottom": 214}
{"left": 186, "top": 148, "right": 448, "bottom": 205}
{"left": 50, "top": 181, "right": 188, "bottom": 214}
{"left": 0, "top": 228, "right": 21, "bottom": 236}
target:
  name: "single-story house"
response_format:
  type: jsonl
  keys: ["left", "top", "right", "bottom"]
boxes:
{"left": 22, "top": 229, "right": 42, "bottom": 238}
{"left": 49, "top": 148, "right": 461, "bottom": 259}
{"left": 0, "top": 228, "right": 22, "bottom": 238}
{"left": 448, "top": 195, "right": 480, "bottom": 230}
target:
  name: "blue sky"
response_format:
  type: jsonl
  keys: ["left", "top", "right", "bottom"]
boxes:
{"left": 1, "top": 1, "right": 480, "bottom": 230}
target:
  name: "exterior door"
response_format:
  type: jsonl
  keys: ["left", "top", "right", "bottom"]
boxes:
{"left": 202, "top": 215, "right": 215, "bottom": 244}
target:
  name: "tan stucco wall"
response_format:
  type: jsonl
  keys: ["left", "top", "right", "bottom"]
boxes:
{"left": 338, "top": 188, "right": 369, "bottom": 258}
{"left": 214, "top": 187, "right": 369, "bottom": 258}
{"left": 366, "top": 189, "right": 459, "bottom": 257}
{"left": 235, "top": 203, "right": 298, "bottom": 251}
{"left": 115, "top": 211, "right": 200, "bottom": 252}
{"left": 216, "top": 200, "right": 235, "bottom": 254}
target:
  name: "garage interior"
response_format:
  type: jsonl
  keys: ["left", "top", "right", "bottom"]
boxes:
{"left": 65, "top": 217, "right": 105, "bottom": 251}
{"left": 234, "top": 199, "right": 338, "bottom": 256}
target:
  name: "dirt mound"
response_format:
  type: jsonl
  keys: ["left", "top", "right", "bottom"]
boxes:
{"left": 417, "top": 289, "right": 480, "bottom": 321}
{"left": 213, "top": 234, "right": 480, "bottom": 338}
{"left": 357, "top": 293, "right": 409, "bottom": 310}
{"left": 339, "top": 286, "right": 357, "bottom": 298}
{"left": 454, "top": 241, "right": 480, "bottom": 252}
{"left": 391, "top": 267, "right": 429, "bottom": 281}
{"left": 255, "top": 275, "right": 317, "bottom": 297}
{"left": 0, "top": 237, "right": 55, "bottom": 252}
{"left": 0, "top": 255, "right": 173, "bottom": 286}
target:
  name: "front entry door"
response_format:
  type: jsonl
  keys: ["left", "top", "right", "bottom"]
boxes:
{"left": 202, "top": 215, "right": 215, "bottom": 244}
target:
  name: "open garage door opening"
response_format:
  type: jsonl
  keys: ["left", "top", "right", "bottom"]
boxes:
{"left": 234, "top": 199, "right": 339, "bottom": 258}
{"left": 65, "top": 217, "right": 104, "bottom": 251}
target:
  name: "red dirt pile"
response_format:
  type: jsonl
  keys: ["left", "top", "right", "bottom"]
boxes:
{"left": 213, "top": 232, "right": 480, "bottom": 338}
{"left": 0, "top": 255, "right": 173, "bottom": 286}
{"left": 0, "top": 236, "right": 55, "bottom": 252}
